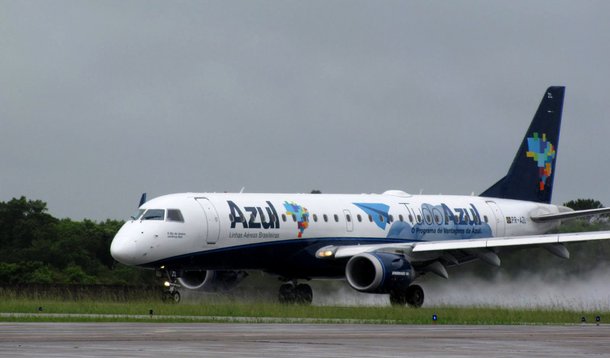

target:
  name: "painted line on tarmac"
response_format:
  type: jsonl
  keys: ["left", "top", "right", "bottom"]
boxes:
{"left": 0, "top": 312, "right": 398, "bottom": 324}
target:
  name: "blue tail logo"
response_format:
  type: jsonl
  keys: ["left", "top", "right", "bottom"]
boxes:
{"left": 526, "top": 132, "right": 556, "bottom": 191}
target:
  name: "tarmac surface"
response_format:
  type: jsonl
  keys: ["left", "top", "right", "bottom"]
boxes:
{"left": 1, "top": 322, "right": 610, "bottom": 357}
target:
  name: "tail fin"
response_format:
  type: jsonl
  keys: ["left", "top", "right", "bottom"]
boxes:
{"left": 481, "top": 86, "right": 565, "bottom": 204}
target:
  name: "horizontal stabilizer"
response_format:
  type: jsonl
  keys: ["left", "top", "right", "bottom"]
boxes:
{"left": 530, "top": 207, "right": 610, "bottom": 222}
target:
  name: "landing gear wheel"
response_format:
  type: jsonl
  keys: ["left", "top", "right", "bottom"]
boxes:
{"left": 405, "top": 284, "right": 424, "bottom": 308}
{"left": 278, "top": 283, "right": 313, "bottom": 305}
{"left": 295, "top": 284, "right": 313, "bottom": 305}
{"left": 159, "top": 268, "right": 182, "bottom": 303}
{"left": 389, "top": 289, "right": 408, "bottom": 306}
{"left": 278, "top": 283, "right": 296, "bottom": 304}
{"left": 162, "top": 290, "right": 181, "bottom": 303}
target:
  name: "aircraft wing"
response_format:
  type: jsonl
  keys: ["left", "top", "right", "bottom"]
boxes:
{"left": 316, "top": 230, "right": 610, "bottom": 260}
{"left": 530, "top": 207, "right": 610, "bottom": 222}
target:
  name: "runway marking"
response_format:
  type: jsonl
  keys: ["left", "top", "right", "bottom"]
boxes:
{"left": 0, "top": 312, "right": 398, "bottom": 324}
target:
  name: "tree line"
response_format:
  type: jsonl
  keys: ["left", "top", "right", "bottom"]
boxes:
{"left": 0, "top": 197, "right": 155, "bottom": 285}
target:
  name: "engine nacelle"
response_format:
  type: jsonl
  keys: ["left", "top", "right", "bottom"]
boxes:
{"left": 345, "top": 253, "right": 414, "bottom": 293}
{"left": 177, "top": 270, "right": 247, "bottom": 292}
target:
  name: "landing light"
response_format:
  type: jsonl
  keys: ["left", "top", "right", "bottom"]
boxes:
{"left": 316, "top": 248, "right": 337, "bottom": 259}
{"left": 164, "top": 281, "right": 171, "bottom": 287}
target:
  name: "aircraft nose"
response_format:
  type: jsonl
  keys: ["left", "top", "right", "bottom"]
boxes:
{"left": 110, "top": 235, "right": 137, "bottom": 265}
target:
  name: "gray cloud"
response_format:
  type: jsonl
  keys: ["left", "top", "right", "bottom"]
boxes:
{"left": 1, "top": 1, "right": 609, "bottom": 220}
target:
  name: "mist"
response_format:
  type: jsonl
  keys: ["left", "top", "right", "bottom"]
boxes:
{"left": 313, "top": 267, "right": 610, "bottom": 310}
{"left": 181, "top": 266, "right": 610, "bottom": 311}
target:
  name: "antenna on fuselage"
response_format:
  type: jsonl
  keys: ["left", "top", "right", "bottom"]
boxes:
{"left": 239, "top": 187, "right": 245, "bottom": 193}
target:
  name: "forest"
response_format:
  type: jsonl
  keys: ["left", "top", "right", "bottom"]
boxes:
{"left": 0, "top": 197, "right": 155, "bottom": 285}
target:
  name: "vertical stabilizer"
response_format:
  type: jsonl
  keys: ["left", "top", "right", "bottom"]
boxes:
{"left": 481, "top": 86, "right": 565, "bottom": 203}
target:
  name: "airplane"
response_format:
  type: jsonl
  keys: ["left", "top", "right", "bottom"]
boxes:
{"left": 110, "top": 86, "right": 610, "bottom": 306}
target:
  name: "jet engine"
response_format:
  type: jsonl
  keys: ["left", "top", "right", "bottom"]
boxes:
{"left": 177, "top": 270, "right": 248, "bottom": 292}
{"left": 345, "top": 253, "right": 414, "bottom": 293}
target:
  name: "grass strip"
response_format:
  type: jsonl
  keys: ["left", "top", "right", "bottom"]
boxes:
{"left": 0, "top": 298, "right": 607, "bottom": 325}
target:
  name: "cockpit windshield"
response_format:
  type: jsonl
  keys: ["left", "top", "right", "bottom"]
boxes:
{"left": 141, "top": 209, "right": 165, "bottom": 221}
{"left": 167, "top": 209, "right": 184, "bottom": 222}
{"left": 130, "top": 209, "right": 145, "bottom": 220}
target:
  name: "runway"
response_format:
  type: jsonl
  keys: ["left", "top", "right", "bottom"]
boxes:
{"left": 1, "top": 322, "right": 610, "bottom": 357}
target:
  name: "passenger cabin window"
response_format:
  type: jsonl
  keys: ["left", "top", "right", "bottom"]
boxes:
{"left": 323, "top": 214, "right": 328, "bottom": 222}
{"left": 357, "top": 214, "right": 362, "bottom": 222}
{"left": 346, "top": 214, "right": 351, "bottom": 222}
{"left": 282, "top": 214, "right": 287, "bottom": 222}
{"left": 388, "top": 215, "right": 394, "bottom": 223}
{"left": 313, "top": 214, "right": 318, "bottom": 222}
{"left": 399, "top": 214, "right": 404, "bottom": 222}
{"left": 167, "top": 209, "right": 184, "bottom": 222}
{"left": 142, "top": 209, "right": 165, "bottom": 221}
{"left": 334, "top": 214, "right": 339, "bottom": 222}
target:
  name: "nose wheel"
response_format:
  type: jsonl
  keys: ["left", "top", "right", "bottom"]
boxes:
{"left": 159, "top": 269, "right": 182, "bottom": 304}
{"left": 162, "top": 289, "right": 181, "bottom": 303}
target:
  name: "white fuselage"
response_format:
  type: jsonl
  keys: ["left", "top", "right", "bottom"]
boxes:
{"left": 110, "top": 190, "right": 560, "bottom": 273}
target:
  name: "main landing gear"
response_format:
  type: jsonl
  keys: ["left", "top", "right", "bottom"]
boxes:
{"left": 389, "top": 284, "right": 424, "bottom": 308}
{"left": 159, "top": 268, "right": 182, "bottom": 303}
{"left": 278, "top": 281, "right": 313, "bottom": 305}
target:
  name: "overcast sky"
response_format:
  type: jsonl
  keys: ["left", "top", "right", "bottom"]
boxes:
{"left": 1, "top": 1, "right": 609, "bottom": 220}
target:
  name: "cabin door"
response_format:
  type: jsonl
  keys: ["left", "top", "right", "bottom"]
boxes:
{"left": 196, "top": 198, "right": 220, "bottom": 244}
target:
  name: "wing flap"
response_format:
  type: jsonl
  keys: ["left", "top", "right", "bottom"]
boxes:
{"left": 316, "top": 230, "right": 610, "bottom": 260}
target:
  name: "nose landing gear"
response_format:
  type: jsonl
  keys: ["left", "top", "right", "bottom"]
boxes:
{"left": 161, "top": 282, "right": 181, "bottom": 303}
{"left": 159, "top": 269, "right": 182, "bottom": 303}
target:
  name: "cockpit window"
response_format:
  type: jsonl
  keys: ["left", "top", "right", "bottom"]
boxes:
{"left": 131, "top": 209, "right": 145, "bottom": 220}
{"left": 167, "top": 209, "right": 184, "bottom": 223}
{"left": 141, "top": 209, "right": 165, "bottom": 221}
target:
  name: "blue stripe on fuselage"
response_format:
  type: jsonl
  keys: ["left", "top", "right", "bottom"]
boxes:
{"left": 139, "top": 237, "right": 418, "bottom": 279}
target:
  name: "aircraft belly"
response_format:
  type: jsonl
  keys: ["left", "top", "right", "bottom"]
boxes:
{"left": 142, "top": 237, "right": 396, "bottom": 278}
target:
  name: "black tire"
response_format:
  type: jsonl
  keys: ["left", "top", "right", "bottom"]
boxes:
{"left": 405, "top": 285, "right": 424, "bottom": 308}
{"left": 295, "top": 284, "right": 313, "bottom": 305}
{"left": 278, "top": 283, "right": 296, "bottom": 304}
{"left": 171, "top": 291, "right": 181, "bottom": 304}
{"left": 389, "top": 288, "right": 408, "bottom": 306}
{"left": 161, "top": 291, "right": 172, "bottom": 303}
